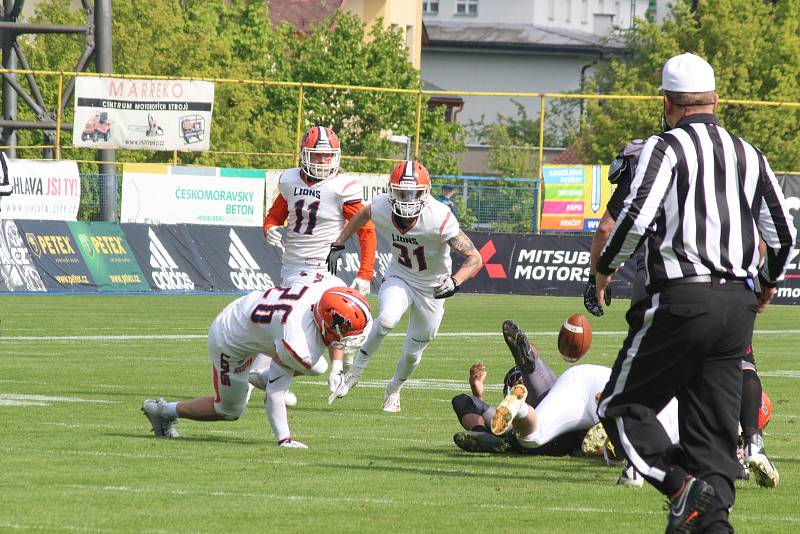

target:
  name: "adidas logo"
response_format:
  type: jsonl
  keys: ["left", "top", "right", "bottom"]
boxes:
{"left": 228, "top": 229, "right": 274, "bottom": 290}
{"left": 148, "top": 227, "right": 194, "bottom": 290}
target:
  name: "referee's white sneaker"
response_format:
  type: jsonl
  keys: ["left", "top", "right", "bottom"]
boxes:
{"left": 141, "top": 398, "right": 179, "bottom": 438}
{"left": 744, "top": 434, "right": 779, "bottom": 488}
{"left": 491, "top": 384, "right": 528, "bottom": 435}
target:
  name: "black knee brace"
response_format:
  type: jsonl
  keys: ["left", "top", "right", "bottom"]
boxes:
{"left": 451, "top": 393, "right": 482, "bottom": 420}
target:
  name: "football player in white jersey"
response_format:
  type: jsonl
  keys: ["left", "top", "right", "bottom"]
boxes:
{"left": 141, "top": 282, "right": 371, "bottom": 448}
{"left": 326, "top": 160, "right": 483, "bottom": 412}
{"left": 260, "top": 125, "right": 377, "bottom": 392}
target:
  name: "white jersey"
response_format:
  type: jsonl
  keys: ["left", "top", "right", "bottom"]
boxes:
{"left": 370, "top": 194, "right": 460, "bottom": 290}
{"left": 212, "top": 277, "right": 338, "bottom": 370}
{"left": 277, "top": 168, "right": 362, "bottom": 269}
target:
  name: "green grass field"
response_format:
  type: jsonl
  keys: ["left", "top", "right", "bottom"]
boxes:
{"left": 1, "top": 293, "right": 798, "bottom": 533}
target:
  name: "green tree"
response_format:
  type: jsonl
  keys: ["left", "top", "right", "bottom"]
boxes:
{"left": 576, "top": 0, "right": 800, "bottom": 170}
{"left": 15, "top": 1, "right": 463, "bottom": 176}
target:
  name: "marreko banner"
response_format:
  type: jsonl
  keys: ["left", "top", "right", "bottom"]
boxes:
{"left": 73, "top": 76, "right": 214, "bottom": 151}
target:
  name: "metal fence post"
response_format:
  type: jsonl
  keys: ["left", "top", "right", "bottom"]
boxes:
{"left": 55, "top": 73, "right": 62, "bottom": 160}
{"left": 294, "top": 85, "right": 304, "bottom": 167}
{"left": 536, "top": 94, "right": 546, "bottom": 234}
{"left": 414, "top": 90, "right": 422, "bottom": 158}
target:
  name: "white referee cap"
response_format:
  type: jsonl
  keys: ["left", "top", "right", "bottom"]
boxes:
{"left": 661, "top": 53, "right": 715, "bottom": 92}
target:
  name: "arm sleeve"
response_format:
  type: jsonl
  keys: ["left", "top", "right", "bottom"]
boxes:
{"left": 755, "top": 153, "right": 797, "bottom": 285}
{"left": 264, "top": 194, "right": 288, "bottom": 234}
{"left": 605, "top": 178, "right": 630, "bottom": 220}
{"left": 343, "top": 201, "right": 376, "bottom": 280}
{"left": 597, "top": 135, "right": 674, "bottom": 275}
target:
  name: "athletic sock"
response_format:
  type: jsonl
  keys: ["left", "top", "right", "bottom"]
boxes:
{"left": 741, "top": 368, "right": 762, "bottom": 438}
{"left": 162, "top": 402, "right": 179, "bottom": 419}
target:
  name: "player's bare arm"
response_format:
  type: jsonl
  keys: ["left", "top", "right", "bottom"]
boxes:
{"left": 448, "top": 230, "right": 482, "bottom": 285}
{"left": 589, "top": 210, "right": 615, "bottom": 276}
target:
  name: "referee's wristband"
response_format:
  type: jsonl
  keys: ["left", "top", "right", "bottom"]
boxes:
{"left": 596, "top": 264, "right": 616, "bottom": 276}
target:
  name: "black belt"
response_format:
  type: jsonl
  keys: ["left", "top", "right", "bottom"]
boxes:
{"left": 648, "top": 275, "right": 749, "bottom": 293}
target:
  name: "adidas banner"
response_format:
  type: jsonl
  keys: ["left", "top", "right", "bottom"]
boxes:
{"left": 121, "top": 224, "right": 212, "bottom": 291}
{"left": 183, "top": 225, "right": 280, "bottom": 292}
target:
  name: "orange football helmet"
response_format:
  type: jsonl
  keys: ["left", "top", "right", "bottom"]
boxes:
{"left": 300, "top": 126, "right": 341, "bottom": 182}
{"left": 758, "top": 391, "right": 772, "bottom": 430}
{"left": 313, "top": 286, "right": 371, "bottom": 349}
{"left": 388, "top": 160, "right": 431, "bottom": 218}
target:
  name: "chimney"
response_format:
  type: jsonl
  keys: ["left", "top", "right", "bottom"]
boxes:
{"left": 593, "top": 13, "right": 614, "bottom": 36}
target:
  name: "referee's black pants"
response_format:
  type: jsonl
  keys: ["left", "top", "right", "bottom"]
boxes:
{"left": 598, "top": 278, "right": 757, "bottom": 533}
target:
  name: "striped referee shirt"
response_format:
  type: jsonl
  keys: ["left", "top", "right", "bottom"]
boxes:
{"left": 597, "top": 114, "right": 796, "bottom": 288}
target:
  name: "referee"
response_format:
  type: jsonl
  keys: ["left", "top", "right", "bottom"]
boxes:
{"left": 594, "top": 53, "right": 795, "bottom": 533}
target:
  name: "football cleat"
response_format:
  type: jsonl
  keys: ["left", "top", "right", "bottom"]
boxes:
{"left": 382, "top": 383, "right": 401, "bottom": 413}
{"left": 327, "top": 370, "right": 361, "bottom": 404}
{"left": 736, "top": 445, "right": 750, "bottom": 481}
{"left": 491, "top": 384, "right": 528, "bottom": 435}
{"left": 453, "top": 431, "right": 511, "bottom": 453}
{"left": 744, "top": 434, "right": 779, "bottom": 488}
{"left": 278, "top": 437, "right": 308, "bottom": 449}
{"left": 141, "top": 398, "right": 179, "bottom": 438}
{"left": 248, "top": 368, "right": 268, "bottom": 390}
{"left": 284, "top": 391, "right": 298, "bottom": 407}
{"left": 617, "top": 461, "right": 644, "bottom": 487}
{"left": 582, "top": 422, "right": 609, "bottom": 458}
{"left": 665, "top": 477, "right": 715, "bottom": 534}
{"left": 502, "top": 320, "right": 538, "bottom": 374}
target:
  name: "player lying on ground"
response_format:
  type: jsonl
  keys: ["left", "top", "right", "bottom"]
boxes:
{"left": 142, "top": 281, "right": 371, "bottom": 448}
{"left": 326, "top": 160, "right": 482, "bottom": 412}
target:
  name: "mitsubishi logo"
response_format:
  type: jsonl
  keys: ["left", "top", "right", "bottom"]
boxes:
{"left": 476, "top": 240, "right": 507, "bottom": 279}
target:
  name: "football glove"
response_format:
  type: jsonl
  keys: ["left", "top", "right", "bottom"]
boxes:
{"left": 433, "top": 276, "right": 459, "bottom": 299}
{"left": 265, "top": 226, "right": 283, "bottom": 248}
{"left": 583, "top": 274, "right": 611, "bottom": 316}
{"left": 327, "top": 369, "right": 361, "bottom": 404}
{"left": 327, "top": 244, "right": 345, "bottom": 276}
{"left": 350, "top": 277, "right": 371, "bottom": 296}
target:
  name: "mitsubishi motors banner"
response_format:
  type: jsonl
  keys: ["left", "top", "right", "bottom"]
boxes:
{"left": 121, "top": 164, "right": 265, "bottom": 226}
{"left": 0, "top": 159, "right": 80, "bottom": 220}
{"left": 775, "top": 174, "right": 800, "bottom": 304}
{"left": 540, "top": 165, "right": 613, "bottom": 232}
{"left": 73, "top": 76, "right": 214, "bottom": 151}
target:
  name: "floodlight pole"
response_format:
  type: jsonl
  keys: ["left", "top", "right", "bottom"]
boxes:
{"left": 95, "top": 0, "right": 116, "bottom": 221}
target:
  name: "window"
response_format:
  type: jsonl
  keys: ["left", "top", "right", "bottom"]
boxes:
{"left": 565, "top": 0, "right": 572, "bottom": 22}
{"left": 423, "top": 1, "right": 439, "bottom": 15}
{"left": 456, "top": 0, "right": 478, "bottom": 16}
{"left": 548, "top": 0, "right": 555, "bottom": 21}
{"left": 581, "top": 0, "right": 588, "bottom": 24}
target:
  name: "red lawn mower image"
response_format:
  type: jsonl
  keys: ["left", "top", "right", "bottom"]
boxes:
{"left": 81, "top": 111, "right": 112, "bottom": 142}
{"left": 180, "top": 114, "right": 205, "bottom": 144}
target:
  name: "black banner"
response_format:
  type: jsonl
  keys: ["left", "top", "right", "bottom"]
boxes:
{"left": 183, "top": 225, "right": 281, "bottom": 292}
{"left": 16, "top": 220, "right": 95, "bottom": 292}
{"left": 456, "top": 232, "right": 636, "bottom": 298}
{"left": 0, "top": 219, "right": 47, "bottom": 292}
{"left": 775, "top": 174, "right": 800, "bottom": 305}
{"left": 121, "top": 224, "right": 212, "bottom": 291}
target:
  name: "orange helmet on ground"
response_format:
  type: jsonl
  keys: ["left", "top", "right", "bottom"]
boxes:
{"left": 300, "top": 126, "right": 341, "bottom": 182}
{"left": 388, "top": 160, "right": 431, "bottom": 218}
{"left": 313, "top": 286, "right": 371, "bottom": 349}
{"left": 758, "top": 391, "right": 772, "bottom": 430}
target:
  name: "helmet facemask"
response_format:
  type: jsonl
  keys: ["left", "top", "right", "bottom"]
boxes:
{"left": 389, "top": 182, "right": 429, "bottom": 218}
{"left": 301, "top": 147, "right": 341, "bottom": 183}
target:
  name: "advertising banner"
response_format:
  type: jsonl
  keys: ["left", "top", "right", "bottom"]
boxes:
{"left": 17, "top": 220, "right": 96, "bottom": 291}
{"left": 774, "top": 174, "right": 800, "bottom": 304}
{"left": 69, "top": 221, "right": 150, "bottom": 291}
{"left": 540, "top": 165, "right": 613, "bottom": 232}
{"left": 0, "top": 219, "right": 47, "bottom": 292}
{"left": 72, "top": 76, "right": 214, "bottom": 151}
{"left": 121, "top": 224, "right": 212, "bottom": 291}
{"left": 121, "top": 164, "right": 265, "bottom": 226}
{"left": 184, "top": 225, "right": 280, "bottom": 292}
{"left": 0, "top": 159, "right": 81, "bottom": 221}
{"left": 454, "top": 231, "right": 636, "bottom": 298}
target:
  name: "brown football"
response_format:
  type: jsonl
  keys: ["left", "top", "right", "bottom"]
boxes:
{"left": 558, "top": 313, "right": 592, "bottom": 363}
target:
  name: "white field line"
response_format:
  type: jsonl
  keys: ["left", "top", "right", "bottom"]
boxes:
{"left": 4, "top": 482, "right": 799, "bottom": 525}
{"left": 1, "top": 329, "right": 799, "bottom": 342}
{"left": 0, "top": 394, "right": 116, "bottom": 404}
